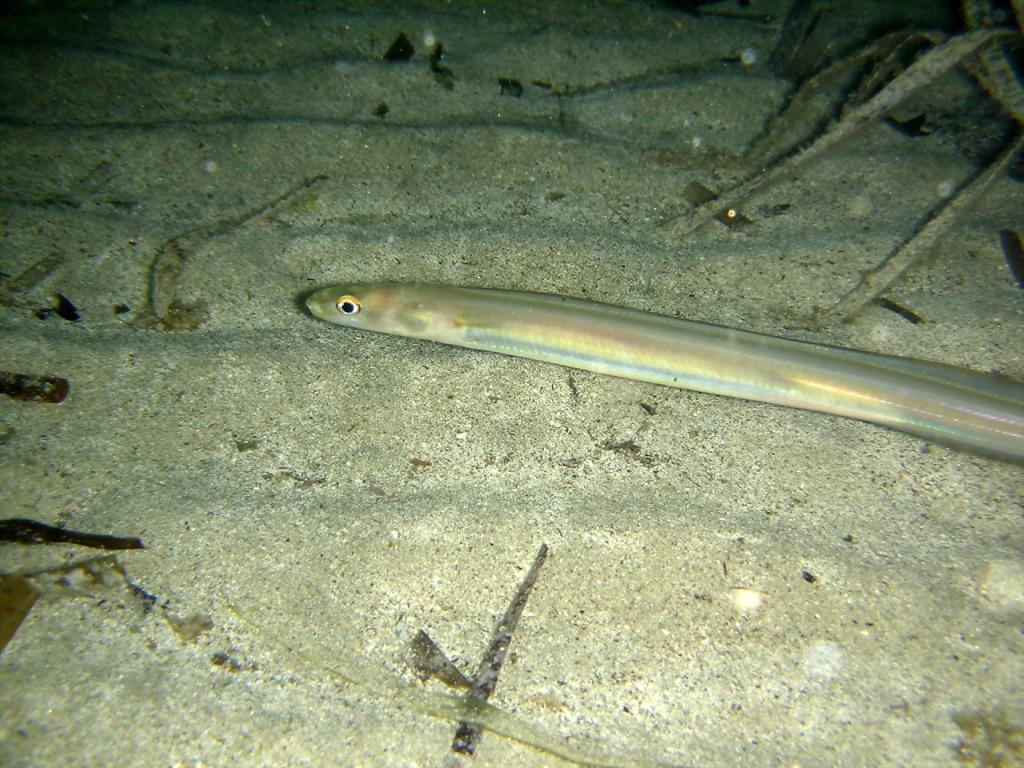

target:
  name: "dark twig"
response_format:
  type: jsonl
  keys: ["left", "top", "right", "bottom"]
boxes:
{"left": 817, "top": 132, "right": 1024, "bottom": 326}
{"left": 0, "top": 518, "right": 144, "bottom": 550}
{"left": 452, "top": 543, "right": 549, "bottom": 756}
{"left": 409, "top": 629, "right": 472, "bottom": 690}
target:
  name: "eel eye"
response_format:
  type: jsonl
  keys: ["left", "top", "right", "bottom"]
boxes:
{"left": 336, "top": 295, "right": 361, "bottom": 315}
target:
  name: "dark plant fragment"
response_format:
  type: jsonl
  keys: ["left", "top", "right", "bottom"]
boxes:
{"left": 498, "top": 78, "right": 523, "bottom": 97}
{"left": 383, "top": 32, "right": 414, "bottom": 61}
{"left": 0, "top": 371, "right": 69, "bottom": 403}
{"left": 875, "top": 297, "right": 923, "bottom": 324}
{"left": 452, "top": 544, "right": 548, "bottom": 755}
{"left": 54, "top": 293, "right": 79, "bottom": 321}
{"left": 0, "top": 575, "right": 39, "bottom": 654}
{"left": 408, "top": 629, "right": 471, "bottom": 688}
{"left": 430, "top": 42, "right": 455, "bottom": 89}
{"left": 683, "top": 180, "right": 719, "bottom": 206}
{"left": 0, "top": 518, "right": 144, "bottom": 550}
{"left": 884, "top": 113, "right": 929, "bottom": 137}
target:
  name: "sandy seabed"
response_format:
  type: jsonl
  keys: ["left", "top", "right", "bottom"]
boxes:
{"left": 1, "top": 1, "right": 1022, "bottom": 766}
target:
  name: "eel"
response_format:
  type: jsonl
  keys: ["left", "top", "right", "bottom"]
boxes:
{"left": 306, "top": 282, "right": 1024, "bottom": 464}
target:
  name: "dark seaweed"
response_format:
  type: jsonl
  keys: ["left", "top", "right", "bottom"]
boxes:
{"left": 498, "top": 78, "right": 523, "bottom": 98}
{"left": 0, "top": 575, "right": 39, "bottom": 654}
{"left": 0, "top": 371, "right": 69, "bottom": 403}
{"left": 875, "top": 297, "right": 923, "bottom": 324}
{"left": 409, "top": 629, "right": 471, "bottom": 689}
{"left": 452, "top": 543, "right": 548, "bottom": 755}
{"left": 383, "top": 33, "right": 414, "bottom": 62}
{"left": 0, "top": 518, "right": 144, "bottom": 550}
{"left": 54, "top": 293, "right": 79, "bottom": 321}
{"left": 429, "top": 42, "right": 455, "bottom": 89}
{"left": 884, "top": 113, "right": 929, "bottom": 137}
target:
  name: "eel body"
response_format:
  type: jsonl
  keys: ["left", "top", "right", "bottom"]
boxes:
{"left": 306, "top": 282, "right": 1024, "bottom": 464}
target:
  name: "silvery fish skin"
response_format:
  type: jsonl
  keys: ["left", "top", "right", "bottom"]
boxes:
{"left": 307, "top": 282, "right": 1024, "bottom": 464}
